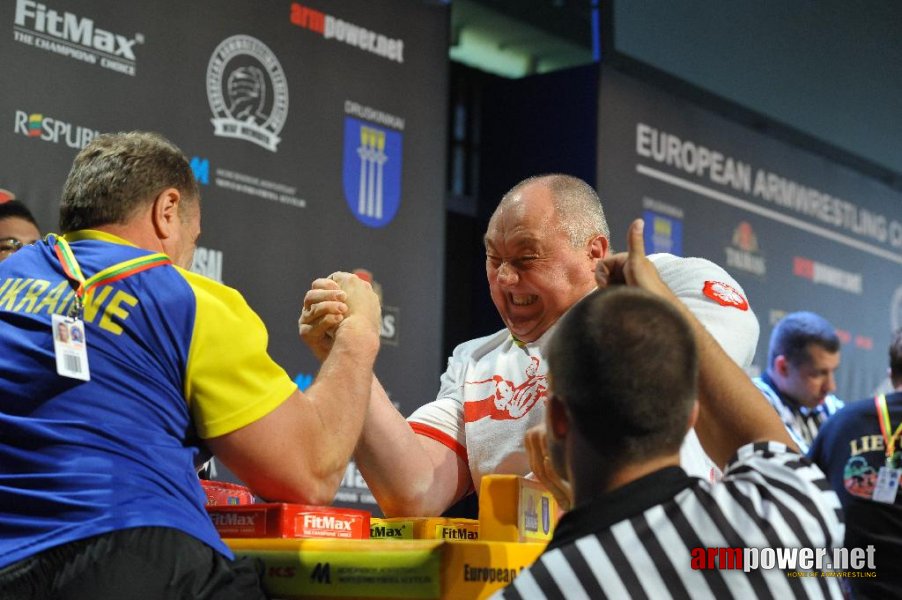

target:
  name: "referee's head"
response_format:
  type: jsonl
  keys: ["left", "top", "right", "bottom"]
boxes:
{"left": 544, "top": 286, "right": 699, "bottom": 489}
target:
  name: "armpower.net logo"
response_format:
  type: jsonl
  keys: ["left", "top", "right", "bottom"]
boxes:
{"left": 692, "top": 545, "right": 877, "bottom": 579}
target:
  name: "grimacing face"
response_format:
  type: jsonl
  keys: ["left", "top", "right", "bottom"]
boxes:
{"left": 484, "top": 183, "right": 600, "bottom": 343}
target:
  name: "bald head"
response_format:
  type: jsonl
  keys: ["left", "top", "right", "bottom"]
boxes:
{"left": 498, "top": 174, "right": 609, "bottom": 248}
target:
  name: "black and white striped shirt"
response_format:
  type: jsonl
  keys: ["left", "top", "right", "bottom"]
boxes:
{"left": 753, "top": 373, "right": 845, "bottom": 454}
{"left": 496, "top": 442, "right": 845, "bottom": 599}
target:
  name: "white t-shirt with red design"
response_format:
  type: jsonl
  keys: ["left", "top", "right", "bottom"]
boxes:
{"left": 407, "top": 253, "right": 760, "bottom": 492}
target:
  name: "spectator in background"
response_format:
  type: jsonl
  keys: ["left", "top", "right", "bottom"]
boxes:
{"left": 0, "top": 199, "right": 41, "bottom": 261}
{"left": 809, "top": 328, "right": 902, "bottom": 597}
{"left": 753, "top": 311, "right": 844, "bottom": 453}
{"left": 498, "top": 221, "right": 843, "bottom": 599}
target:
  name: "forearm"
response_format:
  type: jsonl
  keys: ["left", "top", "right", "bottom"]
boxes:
{"left": 300, "top": 326, "right": 380, "bottom": 487}
{"left": 354, "top": 378, "right": 466, "bottom": 516}
{"left": 668, "top": 296, "right": 798, "bottom": 465}
{"left": 601, "top": 219, "right": 797, "bottom": 467}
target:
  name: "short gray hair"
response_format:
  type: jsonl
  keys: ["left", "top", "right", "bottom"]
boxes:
{"left": 60, "top": 131, "right": 199, "bottom": 233}
{"left": 502, "top": 174, "right": 609, "bottom": 247}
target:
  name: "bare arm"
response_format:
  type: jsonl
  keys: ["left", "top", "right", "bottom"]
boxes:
{"left": 353, "top": 377, "right": 471, "bottom": 516}
{"left": 206, "top": 272, "right": 381, "bottom": 505}
{"left": 299, "top": 277, "right": 470, "bottom": 516}
{"left": 598, "top": 219, "right": 797, "bottom": 466}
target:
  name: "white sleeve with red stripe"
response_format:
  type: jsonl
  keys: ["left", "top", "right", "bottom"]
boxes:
{"left": 406, "top": 335, "right": 488, "bottom": 466}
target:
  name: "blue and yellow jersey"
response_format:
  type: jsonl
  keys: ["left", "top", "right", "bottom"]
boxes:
{"left": 0, "top": 230, "right": 297, "bottom": 568}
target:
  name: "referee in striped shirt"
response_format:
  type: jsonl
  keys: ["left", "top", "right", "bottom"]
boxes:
{"left": 498, "top": 220, "right": 844, "bottom": 600}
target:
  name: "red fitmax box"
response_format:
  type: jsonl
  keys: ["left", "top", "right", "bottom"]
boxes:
{"left": 207, "top": 503, "right": 371, "bottom": 539}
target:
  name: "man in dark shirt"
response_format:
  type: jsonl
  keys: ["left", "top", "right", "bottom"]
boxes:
{"left": 810, "top": 328, "right": 902, "bottom": 597}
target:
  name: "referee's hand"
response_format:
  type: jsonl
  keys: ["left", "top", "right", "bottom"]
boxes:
{"left": 525, "top": 424, "right": 572, "bottom": 512}
{"left": 596, "top": 219, "right": 673, "bottom": 301}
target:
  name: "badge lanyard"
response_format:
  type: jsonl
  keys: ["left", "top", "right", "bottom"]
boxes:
{"left": 872, "top": 394, "right": 902, "bottom": 503}
{"left": 50, "top": 235, "right": 171, "bottom": 381}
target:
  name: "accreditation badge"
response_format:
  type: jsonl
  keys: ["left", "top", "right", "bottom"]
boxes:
{"left": 872, "top": 465, "right": 901, "bottom": 504}
{"left": 52, "top": 313, "right": 90, "bottom": 381}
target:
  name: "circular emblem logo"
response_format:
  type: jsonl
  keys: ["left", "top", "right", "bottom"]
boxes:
{"left": 206, "top": 35, "right": 288, "bottom": 152}
{"left": 703, "top": 280, "right": 749, "bottom": 311}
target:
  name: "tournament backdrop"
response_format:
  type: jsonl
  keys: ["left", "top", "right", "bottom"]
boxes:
{"left": 598, "top": 66, "right": 902, "bottom": 402}
{"left": 0, "top": 0, "right": 449, "bottom": 511}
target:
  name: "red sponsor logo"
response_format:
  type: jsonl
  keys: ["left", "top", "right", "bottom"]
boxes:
{"left": 855, "top": 335, "right": 873, "bottom": 350}
{"left": 269, "top": 566, "right": 297, "bottom": 578}
{"left": 702, "top": 281, "right": 749, "bottom": 311}
{"left": 352, "top": 268, "right": 383, "bottom": 300}
{"left": 290, "top": 3, "right": 326, "bottom": 34}
{"left": 793, "top": 257, "right": 815, "bottom": 279}
{"left": 731, "top": 221, "right": 759, "bottom": 252}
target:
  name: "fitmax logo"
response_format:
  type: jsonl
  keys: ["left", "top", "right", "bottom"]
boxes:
{"left": 15, "top": 0, "right": 142, "bottom": 60}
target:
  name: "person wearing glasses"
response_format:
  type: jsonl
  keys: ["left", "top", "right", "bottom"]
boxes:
{"left": 0, "top": 199, "right": 41, "bottom": 261}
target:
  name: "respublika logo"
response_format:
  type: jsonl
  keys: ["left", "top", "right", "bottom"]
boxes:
{"left": 343, "top": 114, "right": 402, "bottom": 228}
{"left": 13, "top": 110, "right": 100, "bottom": 149}
{"left": 207, "top": 35, "right": 288, "bottom": 152}
{"left": 725, "top": 221, "right": 766, "bottom": 277}
{"left": 643, "top": 209, "right": 682, "bottom": 255}
{"left": 13, "top": 0, "right": 143, "bottom": 76}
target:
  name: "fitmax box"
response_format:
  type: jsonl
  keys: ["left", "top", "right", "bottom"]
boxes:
{"left": 370, "top": 517, "right": 479, "bottom": 540}
{"left": 207, "top": 503, "right": 370, "bottom": 539}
